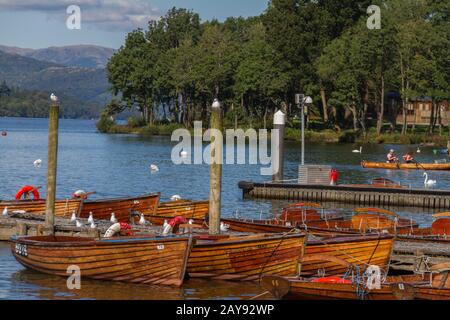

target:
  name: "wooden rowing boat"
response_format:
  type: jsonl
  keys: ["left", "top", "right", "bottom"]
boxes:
{"left": 143, "top": 215, "right": 392, "bottom": 277}
{"left": 187, "top": 233, "right": 306, "bottom": 281}
{"left": 302, "top": 234, "right": 394, "bottom": 276}
{"left": 10, "top": 234, "right": 193, "bottom": 287}
{"left": 0, "top": 199, "right": 82, "bottom": 218}
{"left": 361, "top": 160, "right": 450, "bottom": 171}
{"left": 261, "top": 262, "right": 450, "bottom": 300}
{"left": 80, "top": 193, "right": 160, "bottom": 221}
{"left": 152, "top": 200, "right": 209, "bottom": 219}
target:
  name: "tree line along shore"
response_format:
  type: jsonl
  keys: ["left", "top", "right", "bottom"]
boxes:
{"left": 94, "top": 1, "right": 447, "bottom": 144}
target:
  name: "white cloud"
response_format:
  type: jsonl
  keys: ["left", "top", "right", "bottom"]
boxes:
{"left": 0, "top": 0, "right": 161, "bottom": 31}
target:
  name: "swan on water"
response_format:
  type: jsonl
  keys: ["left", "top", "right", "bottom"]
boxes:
{"left": 352, "top": 147, "right": 362, "bottom": 154}
{"left": 424, "top": 172, "right": 437, "bottom": 187}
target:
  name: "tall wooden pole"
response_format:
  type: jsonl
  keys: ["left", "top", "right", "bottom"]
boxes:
{"left": 209, "top": 99, "right": 222, "bottom": 235}
{"left": 45, "top": 99, "right": 59, "bottom": 235}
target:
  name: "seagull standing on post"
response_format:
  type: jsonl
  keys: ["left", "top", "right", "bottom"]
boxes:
{"left": 50, "top": 93, "right": 58, "bottom": 103}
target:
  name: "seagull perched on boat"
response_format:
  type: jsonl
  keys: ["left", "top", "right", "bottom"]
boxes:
{"left": 150, "top": 164, "right": 159, "bottom": 172}
{"left": 90, "top": 221, "right": 97, "bottom": 229}
{"left": 75, "top": 220, "right": 83, "bottom": 228}
{"left": 33, "top": 159, "right": 42, "bottom": 168}
{"left": 88, "top": 212, "right": 94, "bottom": 224}
{"left": 188, "top": 219, "right": 194, "bottom": 225}
{"left": 50, "top": 93, "right": 58, "bottom": 102}
{"left": 424, "top": 172, "right": 437, "bottom": 187}
{"left": 220, "top": 222, "right": 230, "bottom": 232}
{"left": 171, "top": 195, "right": 182, "bottom": 201}
{"left": 139, "top": 213, "right": 146, "bottom": 225}
{"left": 110, "top": 213, "right": 118, "bottom": 224}
{"left": 70, "top": 211, "right": 77, "bottom": 222}
{"left": 2, "top": 207, "right": 8, "bottom": 216}
{"left": 417, "top": 147, "right": 421, "bottom": 154}
{"left": 352, "top": 147, "right": 362, "bottom": 154}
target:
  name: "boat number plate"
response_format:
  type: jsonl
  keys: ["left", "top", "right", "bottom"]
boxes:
{"left": 157, "top": 245, "right": 165, "bottom": 250}
{"left": 15, "top": 243, "right": 28, "bottom": 257}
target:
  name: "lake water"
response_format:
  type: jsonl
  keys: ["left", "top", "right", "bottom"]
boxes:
{"left": 0, "top": 117, "right": 449, "bottom": 300}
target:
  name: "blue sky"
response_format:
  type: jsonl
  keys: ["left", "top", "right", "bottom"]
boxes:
{"left": 0, "top": 0, "right": 269, "bottom": 49}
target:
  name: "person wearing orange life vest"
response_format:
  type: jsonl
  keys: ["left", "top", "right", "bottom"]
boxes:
{"left": 403, "top": 152, "right": 415, "bottom": 164}
{"left": 386, "top": 149, "right": 398, "bottom": 163}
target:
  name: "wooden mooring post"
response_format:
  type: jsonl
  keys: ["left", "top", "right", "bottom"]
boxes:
{"left": 45, "top": 97, "right": 60, "bottom": 235}
{"left": 209, "top": 98, "right": 223, "bottom": 235}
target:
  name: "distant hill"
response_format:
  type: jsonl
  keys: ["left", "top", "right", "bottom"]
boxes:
{"left": 0, "top": 44, "right": 115, "bottom": 68}
{"left": 0, "top": 50, "right": 112, "bottom": 118}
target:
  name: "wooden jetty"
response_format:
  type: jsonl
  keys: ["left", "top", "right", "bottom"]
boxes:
{"left": 238, "top": 181, "right": 450, "bottom": 210}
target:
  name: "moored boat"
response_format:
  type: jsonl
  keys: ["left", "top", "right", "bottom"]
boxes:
{"left": 80, "top": 193, "right": 160, "bottom": 221}
{"left": 187, "top": 232, "right": 306, "bottom": 281}
{"left": 0, "top": 199, "right": 82, "bottom": 218}
{"left": 153, "top": 199, "right": 209, "bottom": 219}
{"left": 10, "top": 234, "right": 193, "bottom": 287}
{"left": 361, "top": 160, "right": 450, "bottom": 171}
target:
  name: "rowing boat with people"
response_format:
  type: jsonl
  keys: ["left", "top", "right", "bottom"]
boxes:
{"left": 361, "top": 160, "right": 450, "bottom": 171}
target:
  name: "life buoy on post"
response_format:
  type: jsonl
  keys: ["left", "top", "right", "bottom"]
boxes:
{"left": 15, "top": 186, "right": 40, "bottom": 200}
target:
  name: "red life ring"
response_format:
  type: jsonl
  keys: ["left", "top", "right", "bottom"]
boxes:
{"left": 311, "top": 276, "right": 352, "bottom": 284}
{"left": 15, "top": 186, "right": 40, "bottom": 200}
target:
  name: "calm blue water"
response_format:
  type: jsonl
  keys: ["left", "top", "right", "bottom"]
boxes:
{"left": 1, "top": 117, "right": 449, "bottom": 299}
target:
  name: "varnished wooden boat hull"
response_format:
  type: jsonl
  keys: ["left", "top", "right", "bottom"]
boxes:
{"left": 10, "top": 235, "right": 192, "bottom": 287}
{"left": 281, "top": 275, "right": 427, "bottom": 300}
{"left": 187, "top": 233, "right": 306, "bottom": 281}
{"left": 80, "top": 193, "right": 160, "bottom": 221}
{"left": 362, "top": 161, "right": 450, "bottom": 171}
{"left": 0, "top": 199, "right": 82, "bottom": 218}
{"left": 302, "top": 235, "right": 394, "bottom": 276}
{"left": 153, "top": 200, "right": 209, "bottom": 219}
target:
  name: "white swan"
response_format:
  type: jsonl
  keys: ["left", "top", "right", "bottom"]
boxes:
{"left": 352, "top": 147, "right": 362, "bottom": 154}
{"left": 424, "top": 172, "right": 437, "bottom": 187}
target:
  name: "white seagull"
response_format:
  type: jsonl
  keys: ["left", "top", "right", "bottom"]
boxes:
{"left": 139, "top": 213, "right": 146, "bottom": 225}
{"left": 33, "top": 159, "right": 42, "bottom": 168}
{"left": 150, "top": 164, "right": 159, "bottom": 172}
{"left": 220, "top": 222, "right": 230, "bottom": 232}
{"left": 90, "top": 221, "right": 97, "bottom": 229}
{"left": 75, "top": 220, "right": 83, "bottom": 228}
{"left": 110, "top": 213, "right": 118, "bottom": 224}
{"left": 50, "top": 93, "right": 58, "bottom": 102}
{"left": 88, "top": 212, "right": 94, "bottom": 224}
{"left": 2, "top": 207, "right": 8, "bottom": 216}
{"left": 70, "top": 211, "right": 77, "bottom": 222}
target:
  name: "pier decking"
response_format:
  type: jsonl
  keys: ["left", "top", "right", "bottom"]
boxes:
{"left": 239, "top": 181, "right": 450, "bottom": 210}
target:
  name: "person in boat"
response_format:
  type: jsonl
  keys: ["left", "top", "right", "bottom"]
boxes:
{"left": 387, "top": 149, "right": 398, "bottom": 163}
{"left": 402, "top": 152, "right": 415, "bottom": 164}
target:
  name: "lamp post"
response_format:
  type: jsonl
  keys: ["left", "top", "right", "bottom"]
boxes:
{"left": 295, "top": 94, "right": 313, "bottom": 166}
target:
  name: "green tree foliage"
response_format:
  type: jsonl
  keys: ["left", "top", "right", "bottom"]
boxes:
{"left": 105, "top": 1, "right": 449, "bottom": 136}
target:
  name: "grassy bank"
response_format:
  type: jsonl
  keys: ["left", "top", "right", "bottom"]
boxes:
{"left": 97, "top": 116, "right": 449, "bottom": 147}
